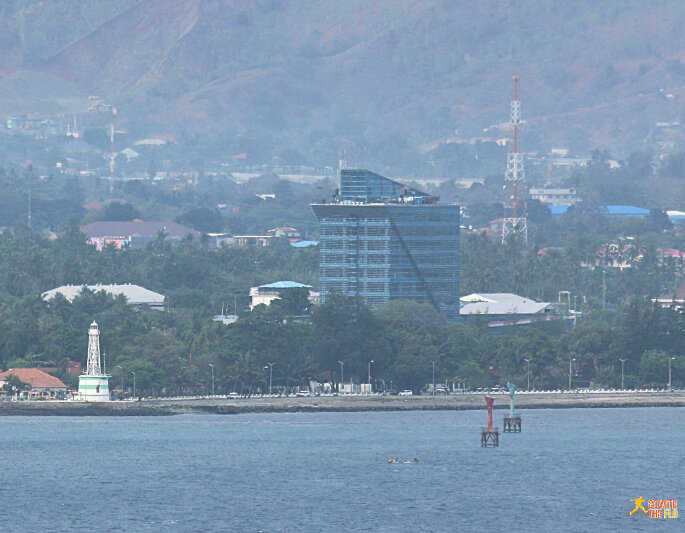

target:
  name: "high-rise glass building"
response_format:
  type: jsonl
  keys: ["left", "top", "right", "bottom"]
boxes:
{"left": 312, "top": 170, "right": 460, "bottom": 321}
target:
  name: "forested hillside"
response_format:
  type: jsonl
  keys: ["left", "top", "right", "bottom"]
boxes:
{"left": 2, "top": 1, "right": 685, "bottom": 160}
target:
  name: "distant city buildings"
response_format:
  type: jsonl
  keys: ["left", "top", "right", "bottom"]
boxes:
{"left": 312, "top": 169, "right": 460, "bottom": 321}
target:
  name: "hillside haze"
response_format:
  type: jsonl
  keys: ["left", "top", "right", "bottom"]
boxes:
{"left": 2, "top": 0, "right": 685, "bottom": 156}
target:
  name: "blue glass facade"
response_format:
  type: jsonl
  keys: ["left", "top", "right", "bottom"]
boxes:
{"left": 312, "top": 171, "right": 460, "bottom": 321}
{"left": 339, "top": 169, "right": 434, "bottom": 204}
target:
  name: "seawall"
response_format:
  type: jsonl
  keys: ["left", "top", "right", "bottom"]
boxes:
{"left": 1, "top": 391, "right": 684, "bottom": 416}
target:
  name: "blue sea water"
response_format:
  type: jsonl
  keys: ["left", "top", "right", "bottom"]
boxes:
{"left": 1, "top": 407, "right": 683, "bottom": 532}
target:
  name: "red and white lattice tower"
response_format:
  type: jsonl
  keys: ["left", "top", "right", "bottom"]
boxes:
{"left": 502, "top": 73, "right": 528, "bottom": 243}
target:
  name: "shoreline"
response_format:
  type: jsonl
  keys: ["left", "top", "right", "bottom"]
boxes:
{"left": 1, "top": 391, "right": 685, "bottom": 416}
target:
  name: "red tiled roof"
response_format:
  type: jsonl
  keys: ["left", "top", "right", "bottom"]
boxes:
{"left": 83, "top": 200, "right": 103, "bottom": 211}
{"left": 0, "top": 368, "right": 67, "bottom": 389}
{"left": 657, "top": 248, "right": 685, "bottom": 257}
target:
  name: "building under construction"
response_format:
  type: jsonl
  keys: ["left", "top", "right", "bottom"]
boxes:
{"left": 311, "top": 169, "right": 460, "bottom": 321}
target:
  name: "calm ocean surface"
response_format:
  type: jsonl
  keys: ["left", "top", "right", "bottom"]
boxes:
{"left": 1, "top": 407, "right": 683, "bottom": 532}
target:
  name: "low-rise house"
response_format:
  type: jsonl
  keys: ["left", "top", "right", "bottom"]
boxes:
{"left": 655, "top": 279, "right": 685, "bottom": 310}
{"left": 584, "top": 239, "right": 644, "bottom": 270}
{"left": 267, "top": 227, "right": 300, "bottom": 241}
{"left": 233, "top": 235, "right": 272, "bottom": 247}
{"left": 42, "top": 283, "right": 166, "bottom": 311}
{"left": 529, "top": 188, "right": 580, "bottom": 206}
{"left": 206, "top": 233, "right": 235, "bottom": 249}
{"left": 0, "top": 368, "right": 68, "bottom": 400}
{"left": 249, "top": 281, "right": 320, "bottom": 310}
{"left": 80, "top": 220, "right": 200, "bottom": 250}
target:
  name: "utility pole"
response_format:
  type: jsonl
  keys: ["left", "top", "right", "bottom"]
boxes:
{"left": 265, "top": 362, "right": 275, "bottom": 395}
{"left": 109, "top": 107, "right": 117, "bottom": 197}
{"left": 524, "top": 358, "right": 531, "bottom": 391}
{"left": 338, "top": 360, "right": 345, "bottom": 394}
{"left": 619, "top": 358, "right": 626, "bottom": 390}
{"left": 569, "top": 358, "right": 576, "bottom": 390}
{"left": 430, "top": 361, "right": 436, "bottom": 395}
{"left": 208, "top": 363, "right": 215, "bottom": 397}
{"left": 602, "top": 268, "right": 607, "bottom": 310}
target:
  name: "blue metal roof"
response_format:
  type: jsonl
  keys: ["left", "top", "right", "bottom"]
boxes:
{"left": 258, "top": 281, "right": 312, "bottom": 289}
{"left": 290, "top": 240, "right": 319, "bottom": 248}
{"left": 549, "top": 205, "right": 648, "bottom": 216}
{"left": 605, "top": 205, "right": 649, "bottom": 215}
{"left": 549, "top": 205, "right": 568, "bottom": 215}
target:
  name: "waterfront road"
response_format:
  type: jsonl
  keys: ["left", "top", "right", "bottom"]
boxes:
{"left": 2, "top": 390, "right": 685, "bottom": 415}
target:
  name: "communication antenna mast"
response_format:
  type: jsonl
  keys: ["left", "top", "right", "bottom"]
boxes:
{"left": 338, "top": 148, "right": 347, "bottom": 175}
{"left": 502, "top": 73, "right": 528, "bottom": 243}
{"left": 109, "top": 107, "right": 117, "bottom": 197}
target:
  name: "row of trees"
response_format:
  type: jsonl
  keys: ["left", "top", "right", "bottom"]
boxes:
{"left": 0, "top": 205, "right": 682, "bottom": 395}
{"left": 11, "top": 292, "right": 683, "bottom": 397}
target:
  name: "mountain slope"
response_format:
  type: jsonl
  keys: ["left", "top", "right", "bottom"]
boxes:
{"left": 2, "top": 0, "right": 685, "bottom": 156}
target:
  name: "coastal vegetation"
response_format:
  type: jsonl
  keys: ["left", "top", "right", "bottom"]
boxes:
{"left": 0, "top": 217, "right": 682, "bottom": 396}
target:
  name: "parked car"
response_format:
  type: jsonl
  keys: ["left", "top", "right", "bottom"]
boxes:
{"left": 227, "top": 392, "right": 240, "bottom": 398}
{"left": 296, "top": 390, "right": 311, "bottom": 397}
{"left": 398, "top": 390, "right": 413, "bottom": 396}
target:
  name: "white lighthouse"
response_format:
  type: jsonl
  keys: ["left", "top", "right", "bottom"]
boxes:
{"left": 78, "top": 321, "right": 110, "bottom": 401}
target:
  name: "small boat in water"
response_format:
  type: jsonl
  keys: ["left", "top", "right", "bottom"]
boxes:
{"left": 388, "top": 457, "right": 419, "bottom": 464}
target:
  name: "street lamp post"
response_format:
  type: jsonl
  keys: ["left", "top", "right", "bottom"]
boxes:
{"left": 265, "top": 362, "right": 275, "bottom": 395}
{"left": 430, "top": 361, "right": 436, "bottom": 396}
{"left": 131, "top": 371, "right": 136, "bottom": 399}
{"left": 368, "top": 360, "right": 374, "bottom": 386}
{"left": 524, "top": 358, "right": 531, "bottom": 391}
{"left": 569, "top": 358, "right": 576, "bottom": 390}
{"left": 619, "top": 358, "right": 626, "bottom": 390}
{"left": 208, "top": 363, "right": 215, "bottom": 397}
{"left": 338, "top": 360, "right": 345, "bottom": 394}
{"left": 117, "top": 365, "right": 124, "bottom": 397}
{"left": 668, "top": 357, "right": 675, "bottom": 389}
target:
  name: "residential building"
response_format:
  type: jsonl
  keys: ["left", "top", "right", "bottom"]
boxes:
{"left": 249, "top": 281, "right": 320, "bottom": 310}
{"left": 0, "top": 368, "right": 68, "bottom": 400}
{"left": 584, "top": 239, "right": 644, "bottom": 270}
{"left": 42, "top": 283, "right": 166, "bottom": 310}
{"left": 312, "top": 169, "right": 460, "bottom": 321}
{"left": 80, "top": 220, "right": 200, "bottom": 250}
{"left": 232, "top": 235, "right": 272, "bottom": 247}
{"left": 655, "top": 279, "right": 685, "bottom": 310}
{"left": 529, "top": 188, "right": 579, "bottom": 206}
{"left": 267, "top": 227, "right": 300, "bottom": 241}
{"left": 206, "top": 233, "right": 235, "bottom": 249}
